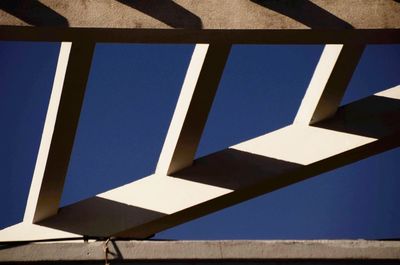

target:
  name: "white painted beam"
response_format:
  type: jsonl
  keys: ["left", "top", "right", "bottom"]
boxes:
{"left": 29, "top": 86, "right": 400, "bottom": 239}
{"left": 0, "top": 222, "right": 78, "bottom": 242}
{"left": 23, "top": 42, "right": 71, "bottom": 223}
{"left": 294, "top": 44, "right": 364, "bottom": 125}
{"left": 23, "top": 41, "right": 95, "bottom": 223}
{"left": 156, "top": 43, "right": 231, "bottom": 175}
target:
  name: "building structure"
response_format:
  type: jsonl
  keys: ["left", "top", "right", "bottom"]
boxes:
{"left": 0, "top": 0, "right": 399, "bottom": 263}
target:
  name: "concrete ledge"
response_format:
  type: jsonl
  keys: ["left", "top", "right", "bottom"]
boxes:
{"left": 1, "top": 0, "right": 399, "bottom": 30}
{"left": 0, "top": 240, "right": 399, "bottom": 263}
{"left": 1, "top": 0, "right": 400, "bottom": 43}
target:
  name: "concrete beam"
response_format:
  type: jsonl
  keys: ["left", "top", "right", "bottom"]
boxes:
{"left": 0, "top": 240, "right": 399, "bottom": 262}
{"left": 294, "top": 44, "right": 364, "bottom": 124}
{"left": 1, "top": 0, "right": 399, "bottom": 29}
{"left": 156, "top": 43, "right": 231, "bottom": 175}
{"left": 24, "top": 41, "right": 95, "bottom": 223}
{"left": 0, "top": 0, "right": 400, "bottom": 43}
{"left": 6, "top": 85, "right": 396, "bottom": 239}
{"left": 1, "top": 27, "right": 400, "bottom": 44}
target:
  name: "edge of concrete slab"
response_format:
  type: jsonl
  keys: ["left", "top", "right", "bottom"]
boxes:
{"left": 0, "top": 240, "right": 399, "bottom": 262}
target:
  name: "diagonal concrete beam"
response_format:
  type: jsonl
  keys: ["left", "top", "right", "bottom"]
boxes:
{"left": 23, "top": 41, "right": 95, "bottom": 223}
{"left": 294, "top": 44, "right": 364, "bottom": 125}
{"left": 23, "top": 85, "right": 399, "bottom": 239}
{"left": 156, "top": 43, "right": 231, "bottom": 175}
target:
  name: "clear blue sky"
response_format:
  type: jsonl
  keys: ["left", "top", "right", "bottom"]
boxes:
{"left": 0, "top": 41, "right": 399, "bottom": 240}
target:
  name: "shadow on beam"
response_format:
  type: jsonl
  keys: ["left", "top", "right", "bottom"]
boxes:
{"left": 0, "top": 0, "right": 69, "bottom": 26}
{"left": 174, "top": 149, "right": 302, "bottom": 190}
{"left": 175, "top": 92, "right": 400, "bottom": 190}
{"left": 314, "top": 94, "right": 400, "bottom": 139}
{"left": 118, "top": 89, "right": 400, "bottom": 238}
{"left": 117, "top": 0, "right": 203, "bottom": 29}
{"left": 39, "top": 197, "right": 165, "bottom": 237}
{"left": 252, "top": 0, "right": 353, "bottom": 29}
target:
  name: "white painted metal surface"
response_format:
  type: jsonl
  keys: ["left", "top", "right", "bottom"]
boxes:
{"left": 26, "top": 41, "right": 95, "bottom": 223}
{"left": 23, "top": 42, "right": 72, "bottom": 224}
{"left": 156, "top": 43, "right": 231, "bottom": 175}
{"left": 294, "top": 44, "right": 364, "bottom": 124}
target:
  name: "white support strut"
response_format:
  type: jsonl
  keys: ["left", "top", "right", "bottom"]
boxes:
{"left": 294, "top": 44, "right": 364, "bottom": 125}
{"left": 24, "top": 41, "right": 95, "bottom": 223}
{"left": 156, "top": 43, "right": 231, "bottom": 175}
{"left": 23, "top": 42, "right": 72, "bottom": 224}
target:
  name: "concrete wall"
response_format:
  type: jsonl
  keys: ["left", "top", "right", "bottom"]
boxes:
{"left": 0, "top": 240, "right": 399, "bottom": 263}
{"left": 0, "top": 0, "right": 399, "bottom": 43}
{"left": 1, "top": 0, "right": 400, "bottom": 29}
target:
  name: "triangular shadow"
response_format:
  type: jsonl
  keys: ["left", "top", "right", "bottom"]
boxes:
{"left": 251, "top": 0, "right": 353, "bottom": 29}
{"left": 0, "top": 0, "right": 69, "bottom": 26}
{"left": 313, "top": 94, "right": 400, "bottom": 139}
{"left": 39, "top": 197, "right": 165, "bottom": 237}
{"left": 117, "top": 0, "right": 202, "bottom": 29}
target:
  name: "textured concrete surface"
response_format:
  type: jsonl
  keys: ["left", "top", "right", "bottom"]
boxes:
{"left": 0, "top": 240, "right": 399, "bottom": 263}
{"left": 0, "top": 0, "right": 400, "bottom": 43}
{"left": 1, "top": 0, "right": 399, "bottom": 29}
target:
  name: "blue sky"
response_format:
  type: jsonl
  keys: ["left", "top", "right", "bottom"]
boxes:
{"left": 0, "top": 41, "right": 399, "bottom": 239}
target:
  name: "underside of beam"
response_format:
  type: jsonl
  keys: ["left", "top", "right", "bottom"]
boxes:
{"left": 1, "top": 27, "right": 400, "bottom": 44}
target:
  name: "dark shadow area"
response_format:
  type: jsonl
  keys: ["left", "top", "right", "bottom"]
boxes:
{"left": 39, "top": 197, "right": 165, "bottom": 237}
{"left": 109, "top": 240, "right": 123, "bottom": 260}
{"left": 0, "top": 241, "right": 31, "bottom": 251}
{"left": 174, "top": 148, "right": 302, "bottom": 190}
{"left": 0, "top": 0, "right": 69, "bottom": 26}
{"left": 117, "top": 0, "right": 202, "bottom": 29}
{"left": 251, "top": 0, "right": 353, "bottom": 29}
{"left": 314, "top": 94, "right": 400, "bottom": 139}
